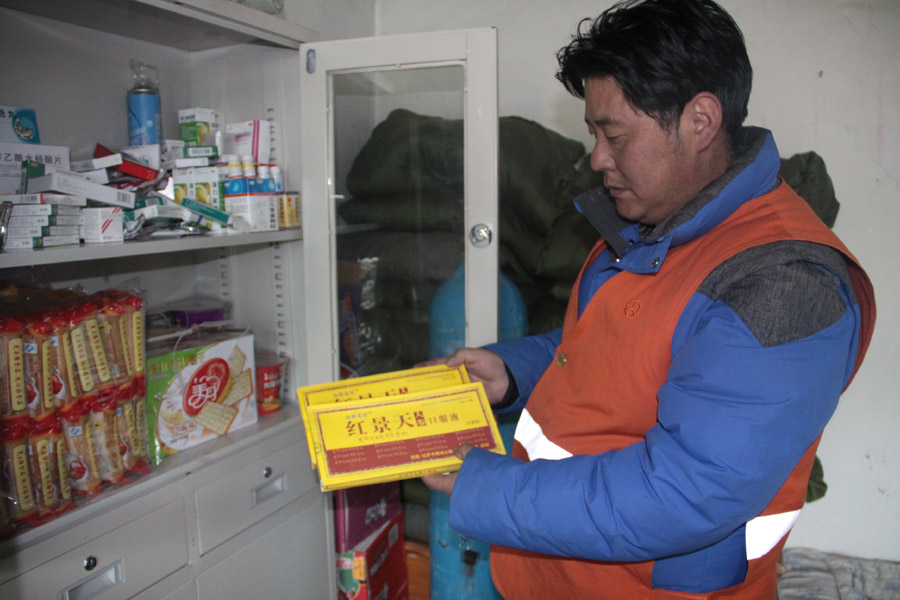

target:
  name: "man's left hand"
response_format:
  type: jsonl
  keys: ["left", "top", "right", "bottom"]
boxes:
{"left": 421, "top": 443, "right": 474, "bottom": 496}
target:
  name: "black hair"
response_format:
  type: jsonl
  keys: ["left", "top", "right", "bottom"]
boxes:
{"left": 556, "top": 0, "right": 752, "bottom": 149}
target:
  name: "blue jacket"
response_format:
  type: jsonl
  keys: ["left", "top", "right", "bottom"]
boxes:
{"left": 447, "top": 128, "right": 871, "bottom": 593}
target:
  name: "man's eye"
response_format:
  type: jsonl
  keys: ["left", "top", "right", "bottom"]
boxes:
{"left": 606, "top": 135, "right": 621, "bottom": 144}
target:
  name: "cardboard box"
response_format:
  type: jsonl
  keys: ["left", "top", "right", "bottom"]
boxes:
{"left": 2, "top": 193, "right": 87, "bottom": 206}
{"left": 0, "top": 105, "right": 40, "bottom": 144}
{"left": 173, "top": 166, "right": 225, "bottom": 210}
{"left": 223, "top": 193, "right": 277, "bottom": 233}
{"left": 25, "top": 170, "right": 135, "bottom": 209}
{"left": 225, "top": 120, "right": 271, "bottom": 165}
{"left": 337, "top": 513, "right": 408, "bottom": 600}
{"left": 6, "top": 224, "right": 80, "bottom": 238}
{"left": 81, "top": 206, "right": 125, "bottom": 243}
{"left": 297, "top": 364, "right": 471, "bottom": 469}
{"left": 0, "top": 142, "right": 69, "bottom": 194}
{"left": 307, "top": 382, "right": 505, "bottom": 491}
{"left": 335, "top": 482, "right": 404, "bottom": 553}
{"left": 179, "top": 108, "right": 218, "bottom": 147}
{"left": 10, "top": 203, "right": 82, "bottom": 216}
{"left": 145, "top": 332, "right": 257, "bottom": 466}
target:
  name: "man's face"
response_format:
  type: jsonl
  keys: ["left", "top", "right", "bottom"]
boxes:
{"left": 584, "top": 76, "right": 698, "bottom": 225}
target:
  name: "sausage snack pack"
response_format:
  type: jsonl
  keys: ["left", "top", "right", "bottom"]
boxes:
{"left": 145, "top": 330, "right": 257, "bottom": 466}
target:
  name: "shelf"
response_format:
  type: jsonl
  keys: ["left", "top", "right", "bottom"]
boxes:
{"left": 0, "top": 0, "right": 319, "bottom": 51}
{"left": 0, "top": 404, "right": 305, "bottom": 573}
{"left": 0, "top": 229, "right": 303, "bottom": 270}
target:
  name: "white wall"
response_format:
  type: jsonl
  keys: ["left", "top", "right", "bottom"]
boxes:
{"left": 374, "top": 0, "right": 900, "bottom": 561}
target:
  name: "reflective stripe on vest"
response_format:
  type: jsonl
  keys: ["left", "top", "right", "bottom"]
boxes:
{"left": 516, "top": 406, "right": 801, "bottom": 561}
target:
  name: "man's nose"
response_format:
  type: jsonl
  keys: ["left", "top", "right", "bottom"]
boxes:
{"left": 590, "top": 139, "right": 615, "bottom": 172}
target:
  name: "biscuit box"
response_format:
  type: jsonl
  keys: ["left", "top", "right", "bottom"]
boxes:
{"left": 337, "top": 513, "right": 408, "bottom": 600}
{"left": 145, "top": 331, "right": 256, "bottom": 465}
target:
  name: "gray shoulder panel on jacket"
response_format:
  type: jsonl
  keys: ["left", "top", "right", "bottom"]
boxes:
{"left": 697, "top": 241, "right": 854, "bottom": 348}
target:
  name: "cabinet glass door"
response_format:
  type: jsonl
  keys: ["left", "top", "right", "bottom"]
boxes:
{"left": 301, "top": 29, "right": 498, "bottom": 383}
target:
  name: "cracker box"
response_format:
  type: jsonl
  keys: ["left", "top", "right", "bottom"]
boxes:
{"left": 337, "top": 513, "right": 408, "bottom": 600}
{"left": 145, "top": 331, "right": 257, "bottom": 465}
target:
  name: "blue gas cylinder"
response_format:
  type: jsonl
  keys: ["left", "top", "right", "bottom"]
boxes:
{"left": 428, "top": 262, "right": 526, "bottom": 600}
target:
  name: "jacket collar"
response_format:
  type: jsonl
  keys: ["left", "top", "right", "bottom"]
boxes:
{"left": 574, "top": 127, "right": 781, "bottom": 261}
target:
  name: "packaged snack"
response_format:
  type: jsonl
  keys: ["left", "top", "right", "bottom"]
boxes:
{"left": 59, "top": 399, "right": 102, "bottom": 496}
{"left": 23, "top": 313, "right": 56, "bottom": 421}
{"left": 95, "top": 296, "right": 134, "bottom": 386}
{"left": 1, "top": 316, "right": 28, "bottom": 419}
{"left": 69, "top": 302, "right": 114, "bottom": 396}
{"left": 119, "top": 292, "right": 146, "bottom": 382}
{"left": 88, "top": 390, "right": 126, "bottom": 485}
{"left": 47, "top": 307, "right": 80, "bottom": 410}
{"left": 126, "top": 383, "right": 151, "bottom": 475}
{"left": 1, "top": 415, "right": 38, "bottom": 525}
{"left": 115, "top": 387, "right": 139, "bottom": 473}
{"left": 27, "top": 416, "right": 72, "bottom": 520}
{"left": 145, "top": 331, "right": 256, "bottom": 465}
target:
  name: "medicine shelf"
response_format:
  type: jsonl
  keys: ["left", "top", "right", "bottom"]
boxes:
{"left": 0, "top": 0, "right": 318, "bottom": 51}
{"left": 0, "top": 229, "right": 303, "bottom": 270}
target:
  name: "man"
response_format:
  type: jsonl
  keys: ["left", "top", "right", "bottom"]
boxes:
{"left": 422, "top": 0, "right": 876, "bottom": 598}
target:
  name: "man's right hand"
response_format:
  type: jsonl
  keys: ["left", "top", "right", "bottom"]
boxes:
{"left": 417, "top": 347, "right": 509, "bottom": 406}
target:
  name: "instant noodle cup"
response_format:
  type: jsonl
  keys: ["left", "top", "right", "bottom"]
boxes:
{"left": 1, "top": 316, "right": 27, "bottom": 418}
{"left": 1, "top": 415, "right": 38, "bottom": 525}
{"left": 255, "top": 352, "right": 288, "bottom": 416}
{"left": 59, "top": 399, "right": 102, "bottom": 496}
{"left": 23, "top": 313, "right": 57, "bottom": 421}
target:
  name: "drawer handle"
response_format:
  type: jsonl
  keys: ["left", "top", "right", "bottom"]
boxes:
{"left": 61, "top": 559, "right": 123, "bottom": 600}
{"left": 252, "top": 473, "right": 285, "bottom": 507}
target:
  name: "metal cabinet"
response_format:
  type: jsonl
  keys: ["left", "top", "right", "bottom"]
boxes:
{"left": 0, "top": 2, "right": 330, "bottom": 598}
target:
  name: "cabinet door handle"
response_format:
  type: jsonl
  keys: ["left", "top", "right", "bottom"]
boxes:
{"left": 252, "top": 473, "right": 285, "bottom": 507}
{"left": 61, "top": 559, "right": 123, "bottom": 600}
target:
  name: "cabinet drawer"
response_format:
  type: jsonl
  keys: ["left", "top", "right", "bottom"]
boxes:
{"left": 194, "top": 441, "right": 315, "bottom": 555}
{"left": 0, "top": 498, "right": 188, "bottom": 600}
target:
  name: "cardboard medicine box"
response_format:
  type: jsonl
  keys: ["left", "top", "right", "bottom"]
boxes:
{"left": 334, "top": 481, "right": 403, "bottom": 553}
{"left": 337, "top": 513, "right": 408, "bottom": 600}
{"left": 0, "top": 142, "right": 69, "bottom": 194}
{"left": 225, "top": 120, "right": 271, "bottom": 165}
{"left": 145, "top": 332, "right": 257, "bottom": 465}
{"left": 81, "top": 206, "right": 125, "bottom": 243}
{"left": 0, "top": 105, "right": 41, "bottom": 144}
{"left": 172, "top": 166, "right": 225, "bottom": 210}
{"left": 178, "top": 108, "right": 218, "bottom": 147}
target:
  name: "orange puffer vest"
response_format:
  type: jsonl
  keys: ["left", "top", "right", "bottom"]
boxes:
{"left": 491, "top": 182, "right": 875, "bottom": 599}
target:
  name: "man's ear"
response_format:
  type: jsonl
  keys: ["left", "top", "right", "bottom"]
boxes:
{"left": 683, "top": 92, "right": 723, "bottom": 153}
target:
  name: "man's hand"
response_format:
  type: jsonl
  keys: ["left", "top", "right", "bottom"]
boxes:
{"left": 421, "top": 443, "right": 474, "bottom": 495}
{"left": 418, "top": 347, "right": 509, "bottom": 405}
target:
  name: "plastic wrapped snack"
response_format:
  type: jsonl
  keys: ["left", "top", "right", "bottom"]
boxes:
{"left": 1, "top": 316, "right": 27, "bottom": 419}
